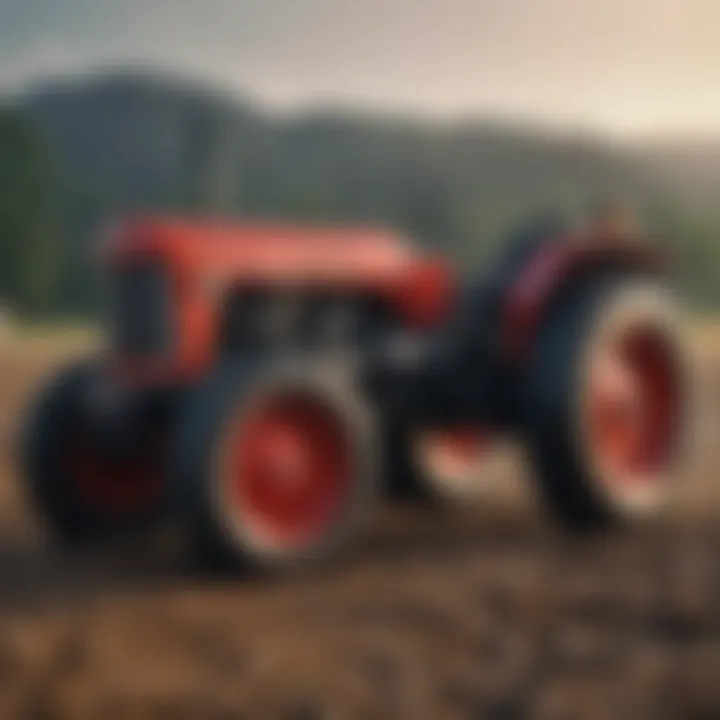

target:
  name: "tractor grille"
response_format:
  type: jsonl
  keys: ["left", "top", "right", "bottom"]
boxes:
{"left": 109, "top": 263, "right": 173, "bottom": 357}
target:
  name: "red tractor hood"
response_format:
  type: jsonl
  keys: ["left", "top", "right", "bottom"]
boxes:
{"left": 105, "top": 217, "right": 417, "bottom": 280}
{"left": 103, "top": 216, "right": 454, "bottom": 328}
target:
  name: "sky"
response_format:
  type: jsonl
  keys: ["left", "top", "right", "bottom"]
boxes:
{"left": 1, "top": 0, "right": 719, "bottom": 137}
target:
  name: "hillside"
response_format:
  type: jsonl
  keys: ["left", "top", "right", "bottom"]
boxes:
{"left": 3, "top": 70, "right": 717, "bottom": 313}
{"left": 634, "top": 139, "right": 720, "bottom": 211}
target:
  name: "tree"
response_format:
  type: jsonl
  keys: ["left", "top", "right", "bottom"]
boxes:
{"left": 0, "top": 109, "right": 60, "bottom": 316}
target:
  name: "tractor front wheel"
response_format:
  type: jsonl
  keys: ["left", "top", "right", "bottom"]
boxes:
{"left": 173, "top": 359, "right": 378, "bottom": 573}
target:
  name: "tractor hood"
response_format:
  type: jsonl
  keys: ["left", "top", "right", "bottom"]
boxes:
{"left": 104, "top": 217, "right": 414, "bottom": 279}
{"left": 102, "top": 216, "right": 454, "bottom": 328}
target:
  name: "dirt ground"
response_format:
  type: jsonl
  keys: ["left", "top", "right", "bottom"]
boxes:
{"left": 1, "top": 332, "right": 720, "bottom": 719}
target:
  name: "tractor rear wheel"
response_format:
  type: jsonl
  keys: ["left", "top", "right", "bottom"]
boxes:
{"left": 524, "top": 277, "right": 687, "bottom": 529}
{"left": 21, "top": 362, "right": 168, "bottom": 546}
{"left": 173, "top": 358, "right": 378, "bottom": 573}
{"left": 387, "top": 424, "right": 510, "bottom": 504}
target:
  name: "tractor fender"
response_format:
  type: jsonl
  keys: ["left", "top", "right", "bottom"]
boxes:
{"left": 498, "top": 234, "right": 662, "bottom": 366}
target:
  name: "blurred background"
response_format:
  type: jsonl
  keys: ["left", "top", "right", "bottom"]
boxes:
{"left": 2, "top": 2, "right": 720, "bottom": 718}
{"left": 3, "top": 0, "right": 720, "bottom": 320}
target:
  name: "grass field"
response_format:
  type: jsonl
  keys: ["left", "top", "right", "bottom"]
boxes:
{"left": 0, "top": 326, "right": 720, "bottom": 717}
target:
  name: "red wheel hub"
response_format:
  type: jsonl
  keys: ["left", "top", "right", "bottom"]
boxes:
{"left": 227, "top": 393, "right": 350, "bottom": 549}
{"left": 588, "top": 327, "right": 679, "bottom": 487}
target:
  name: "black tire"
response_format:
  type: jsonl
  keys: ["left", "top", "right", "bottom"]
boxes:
{"left": 524, "top": 277, "right": 686, "bottom": 530}
{"left": 172, "top": 357, "right": 379, "bottom": 573}
{"left": 21, "top": 361, "right": 167, "bottom": 546}
{"left": 384, "top": 425, "right": 435, "bottom": 503}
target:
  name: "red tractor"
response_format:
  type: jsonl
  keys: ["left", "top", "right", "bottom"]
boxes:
{"left": 21, "top": 215, "right": 688, "bottom": 572}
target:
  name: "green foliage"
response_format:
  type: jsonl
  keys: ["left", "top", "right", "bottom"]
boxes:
{"left": 0, "top": 109, "right": 60, "bottom": 316}
{"left": 646, "top": 205, "right": 720, "bottom": 310}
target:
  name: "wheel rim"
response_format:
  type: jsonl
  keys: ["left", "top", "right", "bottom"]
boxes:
{"left": 587, "top": 325, "right": 679, "bottom": 493}
{"left": 226, "top": 392, "right": 351, "bottom": 550}
{"left": 65, "top": 428, "right": 165, "bottom": 516}
{"left": 415, "top": 427, "right": 490, "bottom": 490}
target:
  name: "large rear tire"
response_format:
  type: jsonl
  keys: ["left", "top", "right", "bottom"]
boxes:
{"left": 21, "top": 362, "right": 167, "bottom": 546}
{"left": 173, "top": 358, "right": 378, "bottom": 573}
{"left": 524, "top": 277, "right": 687, "bottom": 530}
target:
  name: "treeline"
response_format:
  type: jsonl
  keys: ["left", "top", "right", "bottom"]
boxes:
{"left": 1, "top": 72, "right": 720, "bottom": 317}
{"left": 0, "top": 109, "right": 62, "bottom": 316}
